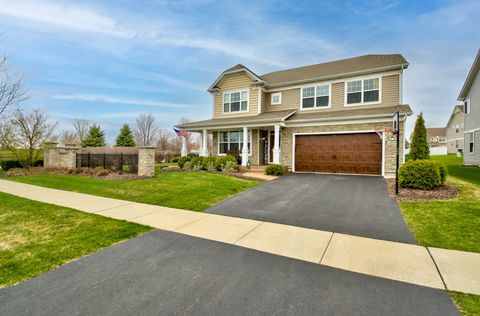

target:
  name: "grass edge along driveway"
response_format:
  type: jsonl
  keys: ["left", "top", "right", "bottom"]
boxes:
{"left": 5, "top": 170, "right": 261, "bottom": 212}
{"left": 0, "top": 192, "right": 151, "bottom": 288}
{"left": 398, "top": 155, "right": 480, "bottom": 316}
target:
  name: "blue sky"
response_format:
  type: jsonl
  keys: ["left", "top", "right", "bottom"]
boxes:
{"left": 0, "top": 0, "right": 479, "bottom": 143}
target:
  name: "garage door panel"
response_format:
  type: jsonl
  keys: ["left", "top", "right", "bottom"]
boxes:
{"left": 295, "top": 133, "right": 382, "bottom": 175}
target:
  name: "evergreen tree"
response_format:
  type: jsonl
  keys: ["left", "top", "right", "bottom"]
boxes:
{"left": 115, "top": 124, "right": 136, "bottom": 147}
{"left": 409, "top": 112, "right": 429, "bottom": 160}
{"left": 81, "top": 124, "right": 106, "bottom": 147}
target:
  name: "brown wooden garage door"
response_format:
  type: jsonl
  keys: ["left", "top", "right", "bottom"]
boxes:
{"left": 295, "top": 133, "right": 382, "bottom": 175}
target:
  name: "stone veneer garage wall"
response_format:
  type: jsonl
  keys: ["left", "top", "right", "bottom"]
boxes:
{"left": 280, "top": 121, "right": 405, "bottom": 178}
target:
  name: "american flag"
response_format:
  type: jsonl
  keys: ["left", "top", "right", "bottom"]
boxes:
{"left": 173, "top": 128, "right": 188, "bottom": 137}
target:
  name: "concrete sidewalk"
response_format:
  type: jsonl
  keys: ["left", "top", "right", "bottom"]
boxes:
{"left": 0, "top": 179, "right": 479, "bottom": 295}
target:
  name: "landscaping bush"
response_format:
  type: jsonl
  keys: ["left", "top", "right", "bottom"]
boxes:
{"left": 265, "top": 164, "right": 287, "bottom": 176}
{"left": 215, "top": 156, "right": 237, "bottom": 171}
{"left": 177, "top": 156, "right": 191, "bottom": 168}
{"left": 171, "top": 156, "right": 180, "bottom": 163}
{"left": 182, "top": 161, "right": 193, "bottom": 171}
{"left": 221, "top": 160, "right": 238, "bottom": 174}
{"left": 202, "top": 156, "right": 216, "bottom": 170}
{"left": 0, "top": 159, "right": 23, "bottom": 171}
{"left": 190, "top": 156, "right": 204, "bottom": 169}
{"left": 399, "top": 160, "right": 445, "bottom": 190}
{"left": 205, "top": 161, "right": 217, "bottom": 173}
{"left": 431, "top": 160, "right": 448, "bottom": 183}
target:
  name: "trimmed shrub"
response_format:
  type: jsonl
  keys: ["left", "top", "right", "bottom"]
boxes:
{"left": 202, "top": 156, "right": 216, "bottom": 170}
{"left": 0, "top": 159, "right": 23, "bottom": 171}
{"left": 190, "top": 156, "right": 204, "bottom": 169}
{"left": 171, "top": 156, "right": 180, "bottom": 163}
{"left": 399, "top": 160, "right": 443, "bottom": 190}
{"left": 178, "top": 156, "right": 191, "bottom": 168}
{"left": 431, "top": 160, "right": 448, "bottom": 183}
{"left": 183, "top": 161, "right": 193, "bottom": 171}
{"left": 265, "top": 164, "right": 287, "bottom": 176}
{"left": 215, "top": 156, "right": 237, "bottom": 171}
{"left": 205, "top": 161, "right": 217, "bottom": 173}
{"left": 221, "top": 160, "right": 238, "bottom": 174}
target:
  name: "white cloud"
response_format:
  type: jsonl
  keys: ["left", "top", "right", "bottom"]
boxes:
{"left": 52, "top": 94, "right": 193, "bottom": 108}
{"left": 0, "top": 0, "right": 134, "bottom": 38}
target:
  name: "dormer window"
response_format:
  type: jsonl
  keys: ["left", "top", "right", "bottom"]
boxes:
{"left": 346, "top": 77, "right": 380, "bottom": 105}
{"left": 223, "top": 90, "right": 248, "bottom": 113}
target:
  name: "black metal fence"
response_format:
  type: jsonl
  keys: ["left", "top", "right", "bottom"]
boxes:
{"left": 76, "top": 153, "right": 138, "bottom": 173}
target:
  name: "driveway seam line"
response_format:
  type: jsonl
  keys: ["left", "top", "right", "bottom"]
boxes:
{"left": 319, "top": 232, "right": 335, "bottom": 264}
{"left": 233, "top": 221, "right": 265, "bottom": 245}
{"left": 426, "top": 247, "right": 448, "bottom": 290}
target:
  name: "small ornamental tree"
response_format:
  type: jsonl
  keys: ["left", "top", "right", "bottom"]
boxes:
{"left": 409, "top": 112, "right": 429, "bottom": 160}
{"left": 81, "top": 124, "right": 106, "bottom": 147}
{"left": 115, "top": 124, "right": 136, "bottom": 147}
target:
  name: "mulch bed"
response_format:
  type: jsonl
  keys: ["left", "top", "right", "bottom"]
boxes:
{"left": 386, "top": 178, "right": 459, "bottom": 202}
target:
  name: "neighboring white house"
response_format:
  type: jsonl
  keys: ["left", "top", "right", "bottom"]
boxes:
{"left": 445, "top": 105, "right": 464, "bottom": 154}
{"left": 458, "top": 49, "right": 480, "bottom": 166}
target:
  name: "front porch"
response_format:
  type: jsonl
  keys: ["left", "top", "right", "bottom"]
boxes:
{"left": 181, "top": 126, "right": 283, "bottom": 167}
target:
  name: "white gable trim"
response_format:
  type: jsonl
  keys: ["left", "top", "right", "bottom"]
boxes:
{"left": 208, "top": 67, "right": 265, "bottom": 92}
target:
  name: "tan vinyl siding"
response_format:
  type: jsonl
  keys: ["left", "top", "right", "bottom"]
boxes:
{"left": 263, "top": 73, "right": 400, "bottom": 114}
{"left": 214, "top": 72, "right": 259, "bottom": 118}
{"left": 264, "top": 88, "right": 300, "bottom": 111}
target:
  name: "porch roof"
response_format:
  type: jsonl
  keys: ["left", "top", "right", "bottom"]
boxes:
{"left": 177, "top": 104, "right": 412, "bottom": 131}
{"left": 177, "top": 110, "right": 296, "bottom": 130}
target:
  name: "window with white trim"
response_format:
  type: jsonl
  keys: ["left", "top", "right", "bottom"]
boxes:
{"left": 271, "top": 92, "right": 282, "bottom": 105}
{"left": 464, "top": 99, "right": 470, "bottom": 115}
{"left": 301, "top": 84, "right": 329, "bottom": 109}
{"left": 468, "top": 132, "right": 474, "bottom": 153}
{"left": 346, "top": 78, "right": 380, "bottom": 104}
{"left": 223, "top": 91, "right": 248, "bottom": 113}
{"left": 218, "top": 131, "right": 251, "bottom": 155}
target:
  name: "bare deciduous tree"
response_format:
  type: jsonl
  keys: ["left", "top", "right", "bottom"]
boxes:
{"left": 133, "top": 113, "right": 159, "bottom": 147}
{"left": 0, "top": 108, "right": 57, "bottom": 168}
{"left": 72, "top": 118, "right": 91, "bottom": 142}
{"left": 0, "top": 56, "right": 26, "bottom": 116}
{"left": 60, "top": 130, "right": 79, "bottom": 146}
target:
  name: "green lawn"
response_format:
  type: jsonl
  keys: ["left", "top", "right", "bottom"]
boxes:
{"left": 399, "top": 155, "right": 480, "bottom": 316}
{"left": 5, "top": 170, "right": 261, "bottom": 211}
{"left": 0, "top": 192, "right": 151, "bottom": 287}
{"left": 400, "top": 155, "right": 480, "bottom": 252}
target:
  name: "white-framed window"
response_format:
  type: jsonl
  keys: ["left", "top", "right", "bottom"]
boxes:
{"left": 346, "top": 77, "right": 380, "bottom": 105}
{"left": 455, "top": 124, "right": 460, "bottom": 133}
{"left": 301, "top": 84, "right": 330, "bottom": 109}
{"left": 218, "top": 131, "right": 251, "bottom": 155}
{"left": 464, "top": 99, "right": 470, "bottom": 115}
{"left": 223, "top": 90, "right": 248, "bottom": 113}
{"left": 271, "top": 92, "right": 282, "bottom": 105}
{"left": 468, "top": 132, "right": 474, "bottom": 153}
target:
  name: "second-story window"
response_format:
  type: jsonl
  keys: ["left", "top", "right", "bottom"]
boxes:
{"left": 223, "top": 90, "right": 248, "bottom": 113}
{"left": 271, "top": 92, "right": 282, "bottom": 105}
{"left": 346, "top": 78, "right": 380, "bottom": 105}
{"left": 301, "top": 84, "right": 330, "bottom": 109}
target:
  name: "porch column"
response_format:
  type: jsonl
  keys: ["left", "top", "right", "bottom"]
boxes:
{"left": 200, "top": 129, "right": 208, "bottom": 157}
{"left": 241, "top": 127, "right": 249, "bottom": 166}
{"left": 181, "top": 136, "right": 188, "bottom": 157}
{"left": 273, "top": 125, "right": 281, "bottom": 164}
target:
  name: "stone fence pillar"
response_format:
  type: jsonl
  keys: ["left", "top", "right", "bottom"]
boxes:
{"left": 43, "top": 142, "right": 80, "bottom": 169}
{"left": 138, "top": 147, "right": 155, "bottom": 177}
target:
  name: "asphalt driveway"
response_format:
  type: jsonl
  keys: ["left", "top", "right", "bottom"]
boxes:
{"left": 207, "top": 173, "right": 416, "bottom": 243}
{"left": 0, "top": 230, "right": 458, "bottom": 316}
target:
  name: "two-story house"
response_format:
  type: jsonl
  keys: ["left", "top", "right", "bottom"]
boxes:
{"left": 177, "top": 54, "right": 413, "bottom": 177}
{"left": 445, "top": 105, "right": 464, "bottom": 154}
{"left": 458, "top": 49, "right": 480, "bottom": 166}
{"left": 426, "top": 128, "right": 447, "bottom": 147}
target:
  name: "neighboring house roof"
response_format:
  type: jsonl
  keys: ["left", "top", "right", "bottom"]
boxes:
{"left": 426, "top": 128, "right": 446, "bottom": 137}
{"left": 458, "top": 49, "right": 480, "bottom": 101}
{"left": 260, "top": 54, "right": 409, "bottom": 88}
{"left": 208, "top": 54, "right": 409, "bottom": 92}
{"left": 446, "top": 104, "right": 464, "bottom": 127}
{"left": 177, "top": 110, "right": 296, "bottom": 129}
{"left": 177, "top": 105, "right": 412, "bottom": 130}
